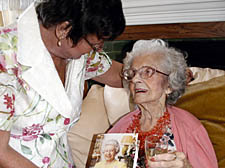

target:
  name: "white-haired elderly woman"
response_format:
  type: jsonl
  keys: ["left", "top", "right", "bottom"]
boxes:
{"left": 108, "top": 39, "right": 217, "bottom": 168}
{"left": 94, "top": 139, "right": 127, "bottom": 168}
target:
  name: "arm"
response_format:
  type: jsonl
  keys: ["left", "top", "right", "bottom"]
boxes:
{"left": 0, "top": 130, "right": 38, "bottom": 168}
{"left": 171, "top": 108, "right": 218, "bottom": 168}
{"left": 92, "top": 60, "right": 123, "bottom": 88}
{"left": 187, "top": 125, "right": 218, "bottom": 168}
{"left": 0, "top": 24, "right": 38, "bottom": 167}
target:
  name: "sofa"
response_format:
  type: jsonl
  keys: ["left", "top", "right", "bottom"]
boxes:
{"left": 68, "top": 68, "right": 225, "bottom": 168}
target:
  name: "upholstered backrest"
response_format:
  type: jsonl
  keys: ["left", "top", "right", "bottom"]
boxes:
{"left": 68, "top": 85, "right": 110, "bottom": 168}
{"left": 175, "top": 75, "right": 225, "bottom": 167}
{"left": 189, "top": 67, "right": 225, "bottom": 85}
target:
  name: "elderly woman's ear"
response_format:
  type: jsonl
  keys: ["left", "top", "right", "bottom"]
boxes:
{"left": 186, "top": 68, "right": 194, "bottom": 85}
{"left": 165, "top": 87, "right": 172, "bottom": 95}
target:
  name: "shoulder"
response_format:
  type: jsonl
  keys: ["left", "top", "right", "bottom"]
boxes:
{"left": 108, "top": 109, "right": 139, "bottom": 133}
{"left": 85, "top": 51, "right": 112, "bottom": 79}
{"left": 114, "top": 160, "right": 127, "bottom": 167}
{"left": 0, "top": 23, "right": 17, "bottom": 33}
{"left": 0, "top": 23, "right": 18, "bottom": 44}
{"left": 169, "top": 106, "right": 202, "bottom": 130}
{"left": 94, "top": 161, "right": 107, "bottom": 168}
{"left": 0, "top": 23, "right": 18, "bottom": 70}
{"left": 94, "top": 161, "right": 103, "bottom": 166}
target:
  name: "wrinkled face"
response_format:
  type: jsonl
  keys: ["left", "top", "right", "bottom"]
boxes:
{"left": 103, "top": 144, "right": 117, "bottom": 162}
{"left": 129, "top": 53, "right": 169, "bottom": 105}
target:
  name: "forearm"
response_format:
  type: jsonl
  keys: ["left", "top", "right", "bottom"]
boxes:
{"left": 92, "top": 60, "right": 123, "bottom": 88}
{"left": 0, "top": 130, "right": 38, "bottom": 168}
{"left": 0, "top": 145, "right": 38, "bottom": 168}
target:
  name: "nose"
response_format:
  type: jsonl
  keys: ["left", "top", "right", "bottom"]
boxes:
{"left": 104, "top": 150, "right": 110, "bottom": 154}
{"left": 131, "top": 72, "right": 142, "bottom": 83}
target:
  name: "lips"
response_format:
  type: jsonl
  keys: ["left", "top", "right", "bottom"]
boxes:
{"left": 135, "top": 88, "right": 148, "bottom": 93}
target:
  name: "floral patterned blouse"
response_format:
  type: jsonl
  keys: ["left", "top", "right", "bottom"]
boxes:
{"left": 0, "top": 4, "right": 111, "bottom": 168}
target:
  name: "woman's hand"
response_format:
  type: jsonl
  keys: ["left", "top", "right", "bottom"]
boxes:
{"left": 147, "top": 151, "right": 192, "bottom": 168}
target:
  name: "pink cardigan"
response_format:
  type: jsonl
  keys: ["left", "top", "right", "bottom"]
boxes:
{"left": 108, "top": 106, "right": 218, "bottom": 168}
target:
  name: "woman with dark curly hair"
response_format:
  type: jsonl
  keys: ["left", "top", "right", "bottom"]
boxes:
{"left": 108, "top": 39, "right": 217, "bottom": 168}
{"left": 0, "top": 0, "right": 125, "bottom": 167}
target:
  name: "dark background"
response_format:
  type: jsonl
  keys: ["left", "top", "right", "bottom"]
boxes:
{"left": 88, "top": 38, "right": 225, "bottom": 88}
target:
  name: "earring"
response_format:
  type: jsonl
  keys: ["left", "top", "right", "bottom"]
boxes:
{"left": 57, "top": 40, "right": 62, "bottom": 47}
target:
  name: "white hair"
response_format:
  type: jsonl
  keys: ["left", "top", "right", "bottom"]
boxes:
{"left": 102, "top": 139, "right": 120, "bottom": 154}
{"left": 123, "top": 39, "right": 187, "bottom": 104}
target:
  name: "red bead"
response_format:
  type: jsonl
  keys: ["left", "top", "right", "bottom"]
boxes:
{"left": 126, "top": 109, "right": 170, "bottom": 151}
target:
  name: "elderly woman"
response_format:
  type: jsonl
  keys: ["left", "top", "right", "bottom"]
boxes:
{"left": 108, "top": 39, "right": 217, "bottom": 168}
{"left": 94, "top": 139, "right": 127, "bottom": 168}
{"left": 0, "top": 0, "right": 125, "bottom": 167}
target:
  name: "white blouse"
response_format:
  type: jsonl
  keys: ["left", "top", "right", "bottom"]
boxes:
{"left": 0, "top": 3, "right": 111, "bottom": 168}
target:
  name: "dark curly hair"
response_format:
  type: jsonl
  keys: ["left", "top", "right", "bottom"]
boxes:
{"left": 36, "top": 0, "right": 125, "bottom": 45}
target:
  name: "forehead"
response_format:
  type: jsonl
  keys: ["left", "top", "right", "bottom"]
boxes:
{"left": 86, "top": 34, "right": 103, "bottom": 42}
{"left": 104, "top": 144, "right": 115, "bottom": 150}
{"left": 132, "top": 52, "right": 164, "bottom": 68}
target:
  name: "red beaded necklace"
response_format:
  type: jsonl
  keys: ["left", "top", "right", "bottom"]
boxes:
{"left": 126, "top": 109, "right": 170, "bottom": 151}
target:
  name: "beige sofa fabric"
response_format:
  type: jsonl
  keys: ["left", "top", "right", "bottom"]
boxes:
{"left": 189, "top": 67, "right": 225, "bottom": 85}
{"left": 104, "top": 85, "right": 132, "bottom": 125}
{"left": 68, "top": 85, "right": 110, "bottom": 168}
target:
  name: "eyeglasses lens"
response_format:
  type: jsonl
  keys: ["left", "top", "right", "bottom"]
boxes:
{"left": 123, "top": 67, "right": 155, "bottom": 81}
{"left": 140, "top": 67, "right": 154, "bottom": 79}
{"left": 123, "top": 69, "right": 135, "bottom": 81}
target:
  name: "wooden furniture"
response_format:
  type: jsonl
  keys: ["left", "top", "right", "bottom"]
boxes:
{"left": 116, "top": 21, "right": 225, "bottom": 40}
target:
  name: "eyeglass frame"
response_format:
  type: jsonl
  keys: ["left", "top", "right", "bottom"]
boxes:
{"left": 83, "top": 37, "right": 104, "bottom": 52}
{"left": 121, "top": 66, "right": 169, "bottom": 81}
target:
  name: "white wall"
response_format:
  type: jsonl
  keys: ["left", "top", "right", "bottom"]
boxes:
{"left": 1, "top": 0, "right": 225, "bottom": 26}
{"left": 122, "top": 0, "right": 225, "bottom": 25}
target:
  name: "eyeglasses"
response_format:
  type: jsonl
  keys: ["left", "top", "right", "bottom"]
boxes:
{"left": 84, "top": 37, "right": 104, "bottom": 52}
{"left": 121, "top": 66, "right": 169, "bottom": 81}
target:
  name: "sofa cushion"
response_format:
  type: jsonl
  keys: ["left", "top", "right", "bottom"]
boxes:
{"left": 188, "top": 67, "right": 225, "bottom": 85}
{"left": 104, "top": 85, "right": 134, "bottom": 125}
{"left": 68, "top": 85, "right": 110, "bottom": 168}
{"left": 175, "top": 75, "right": 225, "bottom": 167}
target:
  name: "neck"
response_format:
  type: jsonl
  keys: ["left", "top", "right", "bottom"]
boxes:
{"left": 138, "top": 100, "right": 166, "bottom": 131}
{"left": 106, "top": 159, "right": 115, "bottom": 164}
{"left": 51, "top": 55, "right": 68, "bottom": 85}
{"left": 39, "top": 22, "right": 68, "bottom": 85}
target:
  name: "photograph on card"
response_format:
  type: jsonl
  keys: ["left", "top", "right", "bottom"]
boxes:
{"left": 86, "top": 133, "right": 139, "bottom": 168}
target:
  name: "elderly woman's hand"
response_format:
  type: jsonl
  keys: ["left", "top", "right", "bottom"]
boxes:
{"left": 147, "top": 152, "right": 192, "bottom": 168}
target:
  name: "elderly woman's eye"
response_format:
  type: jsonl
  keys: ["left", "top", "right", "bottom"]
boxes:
{"left": 145, "top": 68, "right": 153, "bottom": 76}
{"left": 128, "top": 70, "right": 135, "bottom": 76}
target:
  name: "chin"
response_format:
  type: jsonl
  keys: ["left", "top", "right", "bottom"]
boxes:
{"left": 134, "top": 95, "right": 148, "bottom": 104}
{"left": 134, "top": 99, "right": 146, "bottom": 105}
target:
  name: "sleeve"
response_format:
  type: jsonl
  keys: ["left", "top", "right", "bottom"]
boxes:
{"left": 85, "top": 51, "right": 112, "bottom": 80}
{"left": 187, "top": 125, "right": 218, "bottom": 168}
{"left": 0, "top": 25, "right": 18, "bottom": 131}
{"left": 0, "top": 72, "right": 17, "bottom": 131}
